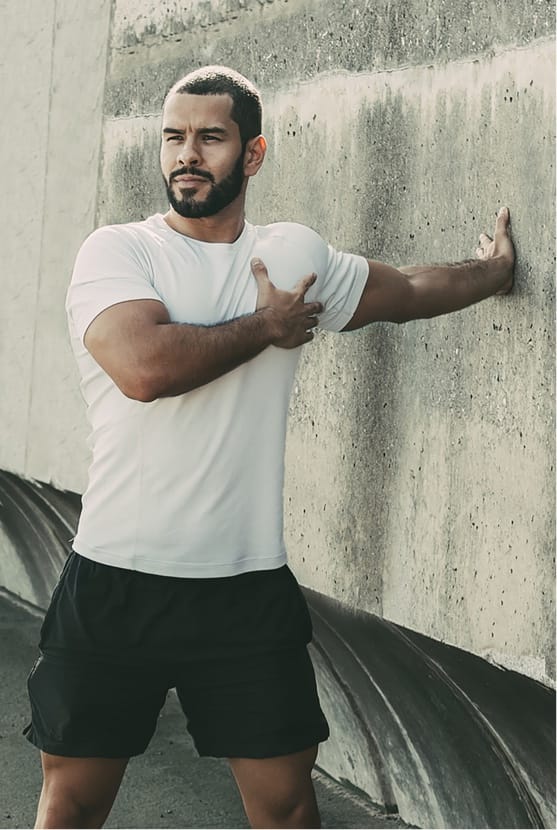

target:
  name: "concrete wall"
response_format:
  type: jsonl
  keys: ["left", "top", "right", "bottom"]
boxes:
{"left": 1, "top": 0, "right": 554, "bottom": 689}
{"left": 1, "top": 0, "right": 112, "bottom": 491}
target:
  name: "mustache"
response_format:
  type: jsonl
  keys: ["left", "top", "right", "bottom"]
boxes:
{"left": 169, "top": 167, "right": 214, "bottom": 184}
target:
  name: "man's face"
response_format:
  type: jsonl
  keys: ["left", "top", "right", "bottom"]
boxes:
{"left": 160, "top": 93, "right": 246, "bottom": 219}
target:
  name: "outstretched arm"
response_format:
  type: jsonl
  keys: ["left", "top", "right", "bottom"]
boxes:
{"left": 342, "top": 207, "right": 515, "bottom": 331}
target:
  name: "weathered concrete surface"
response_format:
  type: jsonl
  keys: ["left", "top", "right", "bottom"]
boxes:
{"left": 309, "top": 589, "right": 555, "bottom": 829}
{"left": 0, "top": 0, "right": 111, "bottom": 493}
{"left": 0, "top": 0, "right": 56, "bottom": 477}
{"left": 270, "top": 42, "right": 556, "bottom": 684}
{"left": 104, "top": 0, "right": 554, "bottom": 116}
{"left": 24, "top": 0, "right": 113, "bottom": 492}
{"left": 0, "top": 472, "right": 79, "bottom": 609}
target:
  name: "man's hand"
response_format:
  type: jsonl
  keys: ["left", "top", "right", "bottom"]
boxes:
{"left": 343, "top": 205, "right": 517, "bottom": 330}
{"left": 251, "top": 258, "right": 323, "bottom": 349}
{"left": 475, "top": 206, "right": 515, "bottom": 295}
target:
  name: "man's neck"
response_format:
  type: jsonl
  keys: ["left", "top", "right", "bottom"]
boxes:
{"left": 163, "top": 204, "right": 246, "bottom": 244}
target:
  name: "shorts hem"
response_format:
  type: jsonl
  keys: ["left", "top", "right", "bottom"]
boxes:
{"left": 23, "top": 725, "right": 147, "bottom": 759}
{"left": 194, "top": 727, "right": 330, "bottom": 759}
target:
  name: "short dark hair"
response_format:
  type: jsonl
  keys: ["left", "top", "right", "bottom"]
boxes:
{"left": 166, "top": 66, "right": 262, "bottom": 148}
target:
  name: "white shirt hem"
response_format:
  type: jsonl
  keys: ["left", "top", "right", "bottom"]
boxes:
{"left": 72, "top": 543, "right": 288, "bottom": 578}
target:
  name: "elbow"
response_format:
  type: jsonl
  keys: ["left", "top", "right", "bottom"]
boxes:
{"left": 126, "top": 385, "right": 159, "bottom": 404}
{"left": 391, "top": 312, "right": 412, "bottom": 325}
{"left": 118, "top": 369, "right": 163, "bottom": 403}
{"left": 389, "top": 303, "right": 414, "bottom": 324}
{"left": 119, "top": 368, "right": 198, "bottom": 401}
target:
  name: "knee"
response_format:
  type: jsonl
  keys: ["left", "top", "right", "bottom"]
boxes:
{"left": 253, "top": 790, "right": 320, "bottom": 829}
{"left": 36, "top": 753, "right": 127, "bottom": 829}
{"left": 230, "top": 747, "right": 321, "bottom": 829}
{"left": 36, "top": 784, "right": 108, "bottom": 829}
{"left": 278, "top": 798, "right": 320, "bottom": 829}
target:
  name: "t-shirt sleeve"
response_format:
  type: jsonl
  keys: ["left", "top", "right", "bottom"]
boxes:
{"left": 315, "top": 242, "right": 369, "bottom": 332}
{"left": 66, "top": 225, "right": 164, "bottom": 343}
{"left": 278, "top": 224, "right": 368, "bottom": 332}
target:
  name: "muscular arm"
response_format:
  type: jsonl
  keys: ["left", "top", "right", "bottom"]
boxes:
{"left": 84, "top": 261, "right": 322, "bottom": 401}
{"left": 343, "top": 207, "right": 515, "bottom": 331}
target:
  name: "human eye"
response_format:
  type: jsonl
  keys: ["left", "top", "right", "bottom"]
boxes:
{"left": 165, "top": 133, "right": 183, "bottom": 142}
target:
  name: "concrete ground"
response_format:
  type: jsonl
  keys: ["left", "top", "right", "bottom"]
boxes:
{"left": 0, "top": 592, "right": 409, "bottom": 829}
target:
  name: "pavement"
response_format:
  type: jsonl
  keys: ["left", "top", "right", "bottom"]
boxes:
{"left": 0, "top": 591, "right": 409, "bottom": 829}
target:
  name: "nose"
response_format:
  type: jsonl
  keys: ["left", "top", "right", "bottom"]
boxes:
{"left": 177, "top": 136, "right": 201, "bottom": 168}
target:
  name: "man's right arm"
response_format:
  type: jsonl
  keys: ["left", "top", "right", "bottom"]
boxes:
{"left": 83, "top": 262, "right": 322, "bottom": 401}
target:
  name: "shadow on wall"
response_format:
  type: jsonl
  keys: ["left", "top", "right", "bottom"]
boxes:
{"left": 0, "top": 470, "right": 554, "bottom": 829}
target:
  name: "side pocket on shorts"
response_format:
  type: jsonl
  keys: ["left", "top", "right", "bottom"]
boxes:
{"left": 27, "top": 653, "right": 44, "bottom": 681}
{"left": 285, "top": 566, "right": 314, "bottom": 644}
{"left": 23, "top": 653, "right": 44, "bottom": 740}
{"left": 38, "top": 552, "right": 75, "bottom": 649}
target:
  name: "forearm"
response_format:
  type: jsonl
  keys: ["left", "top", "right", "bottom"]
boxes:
{"left": 130, "top": 310, "right": 275, "bottom": 401}
{"left": 343, "top": 208, "right": 515, "bottom": 330}
{"left": 86, "top": 269, "right": 321, "bottom": 400}
{"left": 398, "top": 255, "right": 510, "bottom": 320}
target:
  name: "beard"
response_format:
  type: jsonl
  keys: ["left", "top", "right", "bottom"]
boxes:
{"left": 164, "top": 151, "right": 245, "bottom": 219}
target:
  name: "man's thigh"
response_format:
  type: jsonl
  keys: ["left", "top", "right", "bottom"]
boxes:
{"left": 228, "top": 747, "right": 320, "bottom": 829}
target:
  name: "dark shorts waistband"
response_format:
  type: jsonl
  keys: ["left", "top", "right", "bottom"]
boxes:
{"left": 39, "top": 552, "right": 314, "bottom": 664}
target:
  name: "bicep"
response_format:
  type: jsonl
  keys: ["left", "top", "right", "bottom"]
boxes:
{"left": 341, "top": 260, "right": 414, "bottom": 330}
{"left": 84, "top": 299, "right": 170, "bottom": 392}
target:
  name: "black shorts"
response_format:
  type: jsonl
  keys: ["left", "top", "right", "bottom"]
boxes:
{"left": 24, "top": 552, "right": 329, "bottom": 759}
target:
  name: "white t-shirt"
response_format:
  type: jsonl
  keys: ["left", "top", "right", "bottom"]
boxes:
{"left": 66, "top": 214, "right": 368, "bottom": 577}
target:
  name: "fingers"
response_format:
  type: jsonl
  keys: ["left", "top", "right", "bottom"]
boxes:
{"left": 476, "top": 231, "right": 490, "bottom": 258}
{"left": 494, "top": 205, "right": 510, "bottom": 241}
{"left": 250, "top": 257, "right": 271, "bottom": 285}
{"left": 251, "top": 260, "right": 320, "bottom": 301}
{"left": 294, "top": 271, "right": 318, "bottom": 295}
{"left": 478, "top": 206, "right": 510, "bottom": 247}
{"left": 477, "top": 206, "right": 512, "bottom": 260}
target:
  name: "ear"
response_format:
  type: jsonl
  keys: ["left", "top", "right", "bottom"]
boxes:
{"left": 243, "top": 135, "right": 267, "bottom": 177}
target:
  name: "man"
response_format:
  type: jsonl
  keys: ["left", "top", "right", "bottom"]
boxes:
{"left": 25, "top": 65, "right": 514, "bottom": 829}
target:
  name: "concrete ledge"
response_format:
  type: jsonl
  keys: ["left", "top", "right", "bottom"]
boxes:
{"left": 308, "top": 589, "right": 556, "bottom": 828}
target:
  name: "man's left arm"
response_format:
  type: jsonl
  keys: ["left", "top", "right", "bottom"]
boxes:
{"left": 342, "top": 207, "right": 515, "bottom": 331}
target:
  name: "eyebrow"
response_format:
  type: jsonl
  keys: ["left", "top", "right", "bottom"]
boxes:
{"left": 162, "top": 126, "right": 228, "bottom": 135}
